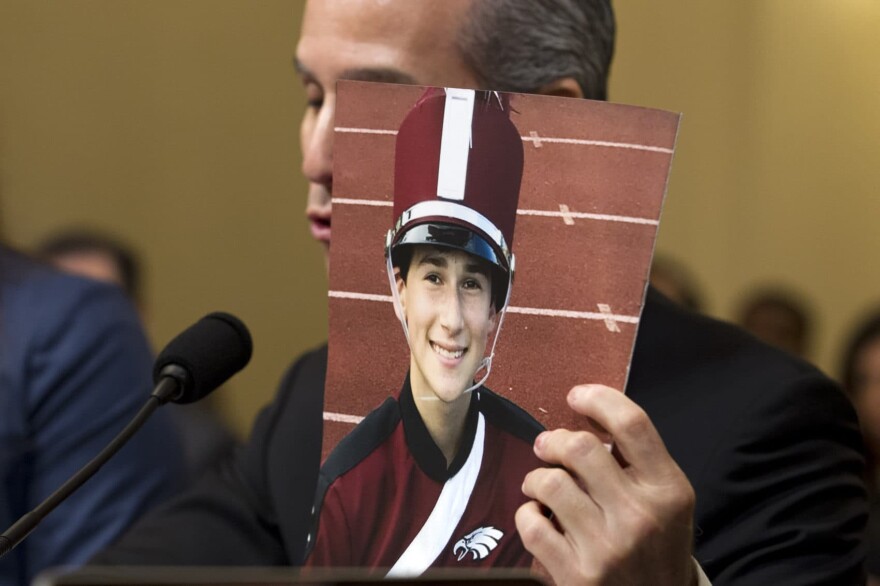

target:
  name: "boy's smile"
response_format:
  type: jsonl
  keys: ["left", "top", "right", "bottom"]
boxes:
{"left": 431, "top": 341, "right": 466, "bottom": 363}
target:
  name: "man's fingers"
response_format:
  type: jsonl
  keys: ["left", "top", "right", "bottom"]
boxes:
{"left": 567, "top": 384, "right": 672, "bottom": 478}
{"left": 517, "top": 385, "right": 697, "bottom": 585}
{"left": 532, "top": 428, "right": 626, "bottom": 504}
{"left": 515, "top": 500, "right": 574, "bottom": 585}
{"left": 522, "top": 468, "right": 599, "bottom": 531}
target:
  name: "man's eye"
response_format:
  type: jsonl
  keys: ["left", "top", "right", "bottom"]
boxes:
{"left": 463, "top": 279, "right": 482, "bottom": 290}
{"left": 303, "top": 82, "right": 323, "bottom": 110}
{"left": 425, "top": 274, "right": 441, "bottom": 285}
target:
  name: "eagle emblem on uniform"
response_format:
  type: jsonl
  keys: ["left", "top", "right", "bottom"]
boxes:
{"left": 452, "top": 526, "right": 504, "bottom": 561}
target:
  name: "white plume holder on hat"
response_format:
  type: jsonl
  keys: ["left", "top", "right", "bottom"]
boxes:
{"left": 436, "top": 88, "right": 475, "bottom": 201}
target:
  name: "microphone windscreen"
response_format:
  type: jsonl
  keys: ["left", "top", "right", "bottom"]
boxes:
{"left": 153, "top": 312, "right": 253, "bottom": 404}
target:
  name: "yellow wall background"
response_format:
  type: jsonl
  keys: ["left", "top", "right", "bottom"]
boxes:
{"left": 1, "top": 1, "right": 878, "bottom": 435}
{"left": 613, "top": 0, "right": 880, "bottom": 375}
{"left": 0, "top": 1, "right": 323, "bottom": 436}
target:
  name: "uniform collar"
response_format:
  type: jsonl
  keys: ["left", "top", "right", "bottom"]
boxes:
{"left": 399, "top": 373, "right": 481, "bottom": 484}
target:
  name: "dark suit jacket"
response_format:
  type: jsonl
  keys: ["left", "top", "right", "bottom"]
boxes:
{"left": 92, "top": 288, "right": 868, "bottom": 584}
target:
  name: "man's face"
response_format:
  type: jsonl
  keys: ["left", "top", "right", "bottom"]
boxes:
{"left": 51, "top": 250, "right": 125, "bottom": 290}
{"left": 743, "top": 304, "right": 805, "bottom": 357}
{"left": 397, "top": 246, "right": 497, "bottom": 404}
{"left": 295, "top": 0, "right": 478, "bottom": 260}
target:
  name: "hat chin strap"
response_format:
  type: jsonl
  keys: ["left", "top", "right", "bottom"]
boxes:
{"left": 386, "top": 250, "right": 513, "bottom": 398}
{"left": 386, "top": 250, "right": 413, "bottom": 348}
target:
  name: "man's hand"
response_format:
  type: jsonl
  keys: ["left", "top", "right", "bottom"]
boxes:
{"left": 515, "top": 384, "right": 697, "bottom": 586}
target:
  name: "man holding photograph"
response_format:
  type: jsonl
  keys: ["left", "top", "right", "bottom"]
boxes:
{"left": 94, "top": 1, "right": 866, "bottom": 584}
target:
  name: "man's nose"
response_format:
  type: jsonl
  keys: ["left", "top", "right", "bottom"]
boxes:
{"left": 302, "top": 96, "right": 335, "bottom": 188}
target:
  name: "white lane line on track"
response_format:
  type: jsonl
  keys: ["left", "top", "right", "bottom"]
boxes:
{"left": 328, "top": 291, "right": 640, "bottom": 325}
{"left": 333, "top": 198, "right": 659, "bottom": 226}
{"left": 335, "top": 127, "right": 674, "bottom": 154}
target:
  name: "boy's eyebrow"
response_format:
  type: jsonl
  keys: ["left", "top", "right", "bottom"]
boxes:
{"left": 420, "top": 254, "right": 489, "bottom": 278}
{"left": 465, "top": 262, "right": 490, "bottom": 277}
{"left": 418, "top": 255, "right": 448, "bottom": 269}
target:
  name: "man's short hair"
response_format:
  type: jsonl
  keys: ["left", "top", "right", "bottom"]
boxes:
{"left": 457, "top": 0, "right": 615, "bottom": 100}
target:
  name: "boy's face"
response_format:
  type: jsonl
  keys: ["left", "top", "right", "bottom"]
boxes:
{"left": 397, "top": 246, "right": 497, "bottom": 403}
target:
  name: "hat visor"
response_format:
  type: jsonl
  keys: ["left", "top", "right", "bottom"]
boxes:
{"left": 393, "top": 222, "right": 501, "bottom": 268}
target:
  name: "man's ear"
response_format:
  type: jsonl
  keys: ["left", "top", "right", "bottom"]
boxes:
{"left": 536, "top": 77, "right": 584, "bottom": 99}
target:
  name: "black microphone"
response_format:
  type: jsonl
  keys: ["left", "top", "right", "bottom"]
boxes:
{"left": 0, "top": 312, "right": 252, "bottom": 558}
{"left": 153, "top": 311, "right": 253, "bottom": 404}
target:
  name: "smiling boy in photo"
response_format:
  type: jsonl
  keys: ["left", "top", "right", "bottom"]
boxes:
{"left": 305, "top": 88, "right": 543, "bottom": 575}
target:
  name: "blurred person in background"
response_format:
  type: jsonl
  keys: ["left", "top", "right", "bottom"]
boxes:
{"left": 0, "top": 242, "right": 183, "bottom": 585}
{"left": 649, "top": 254, "right": 705, "bottom": 312}
{"left": 37, "top": 228, "right": 239, "bottom": 484}
{"left": 840, "top": 309, "right": 880, "bottom": 584}
{"left": 38, "top": 230, "right": 142, "bottom": 311}
{"left": 738, "top": 287, "right": 813, "bottom": 359}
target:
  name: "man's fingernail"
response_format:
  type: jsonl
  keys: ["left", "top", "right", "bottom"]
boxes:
{"left": 534, "top": 432, "right": 546, "bottom": 452}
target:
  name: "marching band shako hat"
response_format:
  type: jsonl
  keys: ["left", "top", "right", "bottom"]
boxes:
{"left": 386, "top": 87, "right": 524, "bottom": 309}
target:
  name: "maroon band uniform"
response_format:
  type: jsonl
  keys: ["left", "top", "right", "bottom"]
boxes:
{"left": 305, "top": 376, "right": 543, "bottom": 573}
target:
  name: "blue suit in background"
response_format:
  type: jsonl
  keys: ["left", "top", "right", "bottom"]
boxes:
{"left": 0, "top": 247, "right": 183, "bottom": 585}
